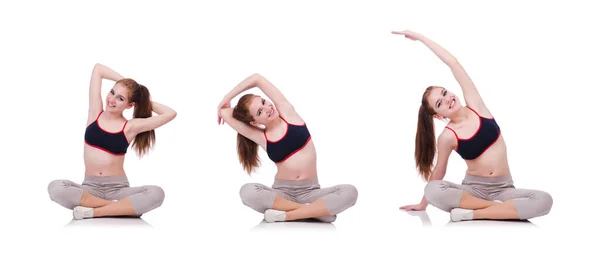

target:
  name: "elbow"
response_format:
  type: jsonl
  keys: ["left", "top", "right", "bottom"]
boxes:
{"left": 251, "top": 73, "right": 265, "bottom": 81}
{"left": 219, "top": 108, "right": 233, "bottom": 118}
{"left": 445, "top": 58, "right": 460, "bottom": 67}
{"left": 92, "top": 63, "right": 101, "bottom": 74}
{"left": 93, "top": 63, "right": 104, "bottom": 71}
{"left": 160, "top": 108, "right": 177, "bottom": 120}
{"left": 92, "top": 63, "right": 107, "bottom": 77}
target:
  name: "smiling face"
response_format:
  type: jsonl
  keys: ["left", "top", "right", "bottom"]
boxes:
{"left": 246, "top": 96, "right": 279, "bottom": 126}
{"left": 425, "top": 87, "right": 462, "bottom": 119}
{"left": 105, "top": 83, "right": 134, "bottom": 113}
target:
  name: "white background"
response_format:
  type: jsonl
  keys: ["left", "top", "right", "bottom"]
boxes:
{"left": 1, "top": 0, "right": 598, "bottom": 258}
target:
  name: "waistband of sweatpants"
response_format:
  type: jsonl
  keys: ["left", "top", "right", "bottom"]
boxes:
{"left": 273, "top": 178, "right": 319, "bottom": 188}
{"left": 83, "top": 175, "right": 129, "bottom": 184}
{"left": 463, "top": 174, "right": 513, "bottom": 184}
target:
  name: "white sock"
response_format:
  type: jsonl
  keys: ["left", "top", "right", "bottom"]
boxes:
{"left": 264, "top": 209, "right": 286, "bottom": 223}
{"left": 73, "top": 206, "right": 94, "bottom": 220}
{"left": 450, "top": 208, "right": 474, "bottom": 222}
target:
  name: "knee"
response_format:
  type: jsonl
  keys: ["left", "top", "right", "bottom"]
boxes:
{"left": 340, "top": 184, "right": 358, "bottom": 206}
{"left": 239, "top": 183, "right": 272, "bottom": 212}
{"left": 424, "top": 180, "right": 444, "bottom": 204}
{"left": 145, "top": 185, "right": 165, "bottom": 207}
{"left": 48, "top": 180, "right": 69, "bottom": 201}
{"left": 535, "top": 191, "right": 553, "bottom": 216}
{"left": 514, "top": 190, "right": 553, "bottom": 219}
{"left": 239, "top": 183, "right": 260, "bottom": 203}
{"left": 424, "top": 180, "right": 454, "bottom": 212}
{"left": 47, "top": 180, "right": 66, "bottom": 199}
{"left": 47, "top": 180, "right": 78, "bottom": 209}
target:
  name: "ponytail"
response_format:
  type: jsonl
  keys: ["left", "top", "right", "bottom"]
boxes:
{"left": 233, "top": 94, "right": 262, "bottom": 175}
{"left": 118, "top": 78, "right": 155, "bottom": 157}
{"left": 236, "top": 132, "right": 260, "bottom": 175}
{"left": 414, "top": 86, "right": 437, "bottom": 181}
{"left": 131, "top": 84, "right": 155, "bottom": 157}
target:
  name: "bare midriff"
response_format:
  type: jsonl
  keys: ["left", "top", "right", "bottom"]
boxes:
{"left": 273, "top": 140, "right": 318, "bottom": 180}
{"left": 83, "top": 144, "right": 127, "bottom": 177}
{"left": 464, "top": 135, "right": 511, "bottom": 177}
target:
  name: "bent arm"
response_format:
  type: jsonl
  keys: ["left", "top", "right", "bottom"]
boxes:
{"left": 224, "top": 73, "right": 294, "bottom": 111}
{"left": 220, "top": 108, "right": 266, "bottom": 148}
{"left": 128, "top": 101, "right": 177, "bottom": 135}
{"left": 88, "top": 63, "right": 125, "bottom": 122}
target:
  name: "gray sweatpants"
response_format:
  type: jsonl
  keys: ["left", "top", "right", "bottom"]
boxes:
{"left": 424, "top": 174, "right": 553, "bottom": 220}
{"left": 240, "top": 179, "right": 358, "bottom": 221}
{"left": 47, "top": 175, "right": 165, "bottom": 216}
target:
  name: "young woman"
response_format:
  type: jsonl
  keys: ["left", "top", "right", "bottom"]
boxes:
{"left": 394, "top": 30, "right": 553, "bottom": 222}
{"left": 217, "top": 73, "right": 358, "bottom": 223}
{"left": 48, "top": 63, "right": 177, "bottom": 220}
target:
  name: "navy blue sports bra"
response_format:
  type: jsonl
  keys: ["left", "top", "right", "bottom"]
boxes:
{"left": 265, "top": 116, "right": 311, "bottom": 163}
{"left": 445, "top": 107, "right": 501, "bottom": 160}
{"left": 84, "top": 111, "right": 130, "bottom": 155}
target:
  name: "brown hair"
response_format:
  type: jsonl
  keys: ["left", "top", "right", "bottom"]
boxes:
{"left": 232, "top": 94, "right": 262, "bottom": 174}
{"left": 117, "top": 78, "right": 155, "bottom": 157}
{"left": 415, "top": 86, "right": 438, "bottom": 181}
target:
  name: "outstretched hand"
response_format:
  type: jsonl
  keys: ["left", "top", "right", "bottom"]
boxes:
{"left": 399, "top": 203, "right": 427, "bottom": 211}
{"left": 391, "top": 30, "right": 422, "bottom": 41}
{"left": 217, "top": 99, "right": 231, "bottom": 125}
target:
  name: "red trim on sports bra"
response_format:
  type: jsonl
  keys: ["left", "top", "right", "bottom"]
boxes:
{"left": 280, "top": 116, "right": 306, "bottom": 126}
{"left": 467, "top": 106, "right": 494, "bottom": 119}
{"left": 445, "top": 126, "right": 460, "bottom": 151}
{"left": 467, "top": 106, "right": 480, "bottom": 117}
{"left": 446, "top": 108, "right": 482, "bottom": 141}
{"left": 84, "top": 140, "right": 126, "bottom": 156}
{"left": 264, "top": 115, "right": 305, "bottom": 143}
{"left": 95, "top": 111, "right": 128, "bottom": 134}
{"left": 265, "top": 119, "right": 289, "bottom": 143}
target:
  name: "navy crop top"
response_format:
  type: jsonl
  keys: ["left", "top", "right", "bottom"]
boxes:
{"left": 84, "top": 111, "right": 130, "bottom": 155}
{"left": 445, "top": 107, "right": 501, "bottom": 160}
{"left": 265, "top": 116, "right": 312, "bottom": 163}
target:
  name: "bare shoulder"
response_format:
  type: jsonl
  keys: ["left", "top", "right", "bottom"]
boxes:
{"left": 438, "top": 128, "right": 457, "bottom": 151}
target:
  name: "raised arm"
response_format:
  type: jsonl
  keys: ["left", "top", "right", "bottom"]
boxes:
{"left": 223, "top": 73, "right": 294, "bottom": 112}
{"left": 128, "top": 101, "right": 177, "bottom": 136}
{"left": 400, "top": 130, "right": 455, "bottom": 211}
{"left": 88, "top": 63, "right": 125, "bottom": 123}
{"left": 393, "top": 30, "right": 486, "bottom": 111}
{"left": 219, "top": 107, "right": 266, "bottom": 149}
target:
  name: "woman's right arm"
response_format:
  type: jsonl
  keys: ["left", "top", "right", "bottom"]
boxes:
{"left": 221, "top": 73, "right": 295, "bottom": 116}
{"left": 219, "top": 107, "right": 266, "bottom": 149}
{"left": 400, "top": 130, "right": 455, "bottom": 210}
{"left": 393, "top": 30, "right": 487, "bottom": 112}
{"left": 128, "top": 101, "right": 177, "bottom": 136}
{"left": 88, "top": 63, "right": 124, "bottom": 123}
